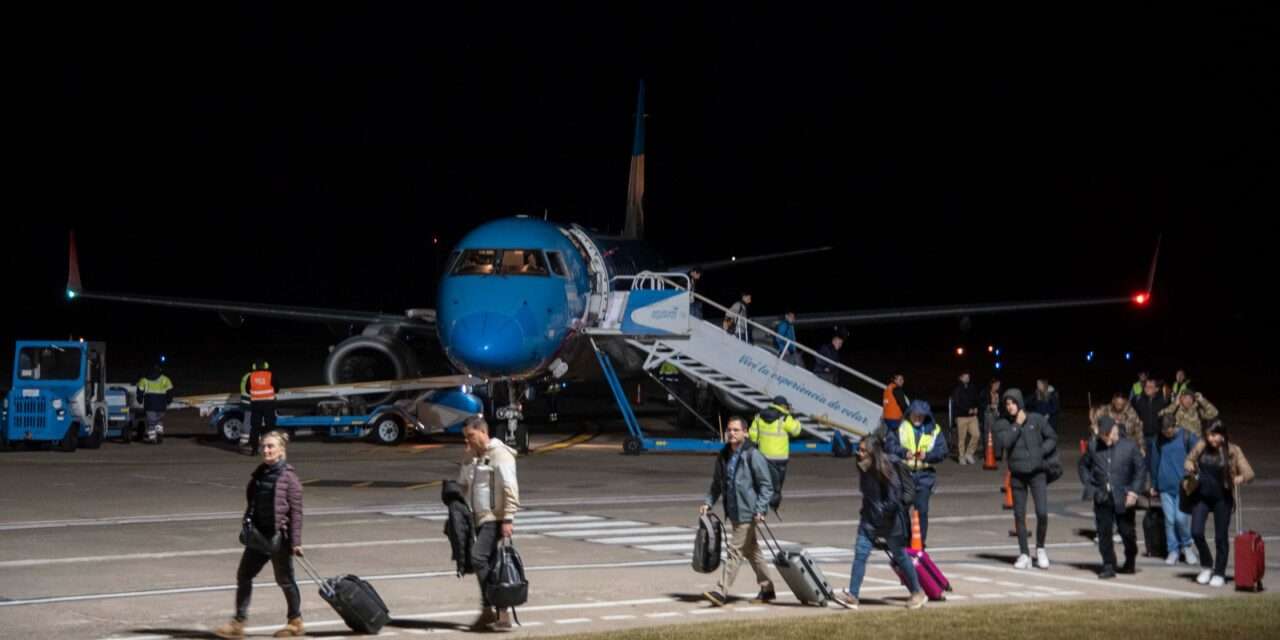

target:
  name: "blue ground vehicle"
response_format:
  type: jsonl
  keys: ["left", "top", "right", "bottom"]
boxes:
{"left": 2, "top": 340, "right": 133, "bottom": 451}
{"left": 208, "top": 387, "right": 483, "bottom": 446}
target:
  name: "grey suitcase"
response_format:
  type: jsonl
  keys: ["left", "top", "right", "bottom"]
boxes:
{"left": 761, "top": 520, "right": 833, "bottom": 606}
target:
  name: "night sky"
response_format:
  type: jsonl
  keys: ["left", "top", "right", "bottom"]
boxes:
{"left": 7, "top": 5, "right": 1276, "bottom": 395}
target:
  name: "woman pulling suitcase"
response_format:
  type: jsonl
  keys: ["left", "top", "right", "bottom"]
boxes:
{"left": 215, "top": 430, "right": 305, "bottom": 639}
{"left": 1183, "top": 420, "right": 1254, "bottom": 587}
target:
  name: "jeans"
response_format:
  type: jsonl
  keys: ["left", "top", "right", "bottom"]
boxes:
{"left": 234, "top": 546, "right": 300, "bottom": 621}
{"left": 1191, "top": 494, "right": 1233, "bottom": 576}
{"left": 1011, "top": 472, "right": 1049, "bottom": 555}
{"left": 848, "top": 526, "right": 919, "bottom": 597}
{"left": 472, "top": 522, "right": 502, "bottom": 607}
{"left": 1159, "top": 491, "right": 1193, "bottom": 553}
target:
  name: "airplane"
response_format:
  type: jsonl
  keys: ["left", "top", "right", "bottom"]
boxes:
{"left": 66, "top": 82, "right": 1157, "bottom": 452}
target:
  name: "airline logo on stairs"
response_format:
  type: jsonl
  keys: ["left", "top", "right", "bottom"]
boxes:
{"left": 621, "top": 290, "right": 691, "bottom": 336}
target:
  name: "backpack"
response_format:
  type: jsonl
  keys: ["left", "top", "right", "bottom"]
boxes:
{"left": 692, "top": 513, "right": 724, "bottom": 574}
{"left": 485, "top": 538, "right": 529, "bottom": 609}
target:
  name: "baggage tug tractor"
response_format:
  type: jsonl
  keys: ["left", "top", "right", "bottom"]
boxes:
{"left": 2, "top": 340, "right": 120, "bottom": 451}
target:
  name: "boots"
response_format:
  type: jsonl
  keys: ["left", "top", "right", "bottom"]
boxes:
{"left": 470, "top": 607, "right": 498, "bottom": 631}
{"left": 213, "top": 619, "right": 246, "bottom": 639}
{"left": 273, "top": 617, "right": 304, "bottom": 637}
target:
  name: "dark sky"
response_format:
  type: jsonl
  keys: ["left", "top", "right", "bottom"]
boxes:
{"left": 7, "top": 5, "right": 1276, "bottom": 385}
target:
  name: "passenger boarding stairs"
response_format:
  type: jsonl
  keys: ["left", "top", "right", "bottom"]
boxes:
{"left": 585, "top": 273, "right": 886, "bottom": 442}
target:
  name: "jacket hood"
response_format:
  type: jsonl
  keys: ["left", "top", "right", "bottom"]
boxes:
{"left": 906, "top": 399, "right": 934, "bottom": 425}
{"left": 1002, "top": 389, "right": 1025, "bottom": 411}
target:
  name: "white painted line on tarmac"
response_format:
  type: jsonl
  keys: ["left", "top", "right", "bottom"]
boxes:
{"left": 555, "top": 619, "right": 592, "bottom": 625}
{"left": 591, "top": 533, "right": 695, "bottom": 545}
{"left": 553, "top": 527, "right": 691, "bottom": 538}
{"left": 0, "top": 537, "right": 447, "bottom": 569}
{"left": 636, "top": 543, "right": 696, "bottom": 552}
{"left": 646, "top": 612, "right": 682, "bottom": 619}
{"left": 689, "top": 609, "right": 726, "bottom": 615}
{"left": 735, "top": 606, "right": 768, "bottom": 612}
{"left": 600, "top": 615, "right": 636, "bottom": 621}
{"left": 954, "top": 563, "right": 1207, "bottom": 599}
{"left": 995, "top": 581, "right": 1025, "bottom": 588}
{"left": 517, "top": 520, "right": 647, "bottom": 533}
{"left": 974, "top": 593, "right": 1004, "bottom": 599}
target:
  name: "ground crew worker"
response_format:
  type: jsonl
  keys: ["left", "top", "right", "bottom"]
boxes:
{"left": 1172, "top": 370, "right": 1191, "bottom": 398}
{"left": 886, "top": 400, "right": 948, "bottom": 546}
{"left": 1130, "top": 371, "right": 1149, "bottom": 401}
{"left": 882, "top": 374, "right": 907, "bottom": 432}
{"left": 246, "top": 360, "right": 278, "bottom": 456}
{"left": 749, "top": 396, "right": 803, "bottom": 510}
{"left": 238, "top": 363, "right": 254, "bottom": 449}
{"left": 135, "top": 364, "right": 173, "bottom": 443}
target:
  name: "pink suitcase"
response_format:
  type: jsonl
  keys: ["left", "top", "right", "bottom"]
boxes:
{"left": 889, "top": 548, "right": 951, "bottom": 601}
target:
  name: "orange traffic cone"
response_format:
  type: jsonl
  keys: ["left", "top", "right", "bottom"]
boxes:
{"left": 983, "top": 430, "right": 997, "bottom": 470}
{"left": 1002, "top": 471, "right": 1014, "bottom": 510}
{"left": 910, "top": 509, "right": 923, "bottom": 551}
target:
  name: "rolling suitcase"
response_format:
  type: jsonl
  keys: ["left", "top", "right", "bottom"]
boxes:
{"left": 1143, "top": 499, "right": 1168, "bottom": 558}
{"left": 299, "top": 556, "right": 392, "bottom": 634}
{"left": 888, "top": 548, "right": 949, "bottom": 601}
{"left": 760, "top": 520, "right": 834, "bottom": 606}
{"left": 1234, "top": 488, "right": 1265, "bottom": 592}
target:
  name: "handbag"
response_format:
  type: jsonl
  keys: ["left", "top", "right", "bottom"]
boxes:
{"left": 1178, "top": 474, "right": 1199, "bottom": 514}
{"left": 239, "top": 488, "right": 284, "bottom": 554}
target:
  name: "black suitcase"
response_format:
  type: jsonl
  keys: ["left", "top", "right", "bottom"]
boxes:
{"left": 1143, "top": 501, "right": 1167, "bottom": 558}
{"left": 299, "top": 557, "right": 391, "bottom": 634}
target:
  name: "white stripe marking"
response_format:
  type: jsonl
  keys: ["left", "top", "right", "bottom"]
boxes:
{"left": 590, "top": 533, "right": 695, "bottom": 545}
{"left": 689, "top": 609, "right": 726, "bottom": 615}
{"left": 556, "top": 618, "right": 592, "bottom": 625}
{"left": 550, "top": 527, "right": 691, "bottom": 538}
{"left": 601, "top": 615, "right": 636, "bottom": 621}
{"left": 961, "top": 576, "right": 994, "bottom": 583}
{"left": 954, "top": 563, "right": 1207, "bottom": 599}
{"left": 0, "top": 538, "right": 446, "bottom": 569}
{"left": 517, "top": 520, "right": 647, "bottom": 532}
{"left": 636, "top": 543, "right": 696, "bottom": 552}
{"left": 735, "top": 607, "right": 768, "bottom": 612}
{"left": 946, "top": 594, "right": 969, "bottom": 600}
{"left": 520, "top": 622, "right": 544, "bottom": 627}
{"left": 646, "top": 612, "right": 682, "bottom": 618}
{"left": 974, "top": 593, "right": 1005, "bottom": 599}
{"left": 995, "top": 581, "right": 1025, "bottom": 588}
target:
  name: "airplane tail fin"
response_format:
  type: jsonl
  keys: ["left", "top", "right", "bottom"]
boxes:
{"left": 623, "top": 80, "right": 645, "bottom": 240}
{"left": 66, "top": 231, "right": 82, "bottom": 299}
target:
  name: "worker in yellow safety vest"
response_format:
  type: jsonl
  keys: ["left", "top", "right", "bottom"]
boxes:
{"left": 749, "top": 396, "right": 803, "bottom": 510}
{"left": 886, "top": 400, "right": 949, "bottom": 546}
{"left": 135, "top": 364, "right": 174, "bottom": 444}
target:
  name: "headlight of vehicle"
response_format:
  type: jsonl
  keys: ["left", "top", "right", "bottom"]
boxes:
{"left": 52, "top": 399, "right": 64, "bottom": 409}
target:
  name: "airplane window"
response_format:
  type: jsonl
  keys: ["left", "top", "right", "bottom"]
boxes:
{"left": 547, "top": 251, "right": 568, "bottom": 277}
{"left": 500, "top": 250, "right": 549, "bottom": 276}
{"left": 452, "top": 250, "right": 499, "bottom": 275}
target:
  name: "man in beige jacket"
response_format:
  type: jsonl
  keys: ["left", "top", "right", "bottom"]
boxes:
{"left": 459, "top": 417, "right": 521, "bottom": 632}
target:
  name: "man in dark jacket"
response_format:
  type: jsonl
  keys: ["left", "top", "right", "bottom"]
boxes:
{"left": 814, "top": 331, "right": 846, "bottom": 386}
{"left": 701, "top": 417, "right": 775, "bottom": 607}
{"left": 886, "top": 400, "right": 948, "bottom": 546}
{"left": 951, "top": 372, "right": 981, "bottom": 465}
{"left": 1079, "top": 416, "right": 1145, "bottom": 578}
{"left": 1131, "top": 378, "right": 1169, "bottom": 457}
{"left": 994, "top": 389, "right": 1058, "bottom": 570}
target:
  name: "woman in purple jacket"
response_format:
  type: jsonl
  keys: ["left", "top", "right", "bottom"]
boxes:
{"left": 215, "top": 431, "right": 305, "bottom": 639}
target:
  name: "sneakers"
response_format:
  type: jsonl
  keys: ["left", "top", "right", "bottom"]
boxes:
{"left": 490, "top": 609, "right": 513, "bottom": 632}
{"left": 1183, "top": 547, "right": 1199, "bottom": 566}
{"left": 1099, "top": 565, "right": 1117, "bottom": 579}
{"left": 906, "top": 592, "right": 927, "bottom": 609}
{"left": 1196, "top": 569, "right": 1212, "bottom": 585}
{"left": 213, "top": 619, "right": 246, "bottom": 639}
{"left": 967, "top": 455, "right": 977, "bottom": 465}
{"left": 832, "top": 590, "right": 858, "bottom": 609}
{"left": 1036, "top": 548, "right": 1050, "bottom": 570}
{"left": 704, "top": 590, "right": 727, "bottom": 607}
{"left": 1014, "top": 554, "right": 1032, "bottom": 570}
{"left": 273, "top": 618, "right": 304, "bottom": 638}
{"left": 1165, "top": 552, "right": 1180, "bottom": 565}
{"left": 470, "top": 608, "right": 498, "bottom": 631}
{"left": 957, "top": 457, "right": 968, "bottom": 465}
{"left": 752, "top": 584, "right": 777, "bottom": 603}
{"left": 1209, "top": 575, "right": 1226, "bottom": 588}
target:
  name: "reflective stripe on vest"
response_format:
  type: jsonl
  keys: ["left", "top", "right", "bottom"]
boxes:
{"left": 1173, "top": 381, "right": 1189, "bottom": 397}
{"left": 899, "top": 421, "right": 940, "bottom": 471}
{"left": 250, "top": 371, "right": 275, "bottom": 401}
{"left": 137, "top": 375, "right": 173, "bottom": 395}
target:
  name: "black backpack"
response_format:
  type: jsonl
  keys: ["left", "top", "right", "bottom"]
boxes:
{"left": 485, "top": 539, "right": 529, "bottom": 609}
{"left": 894, "top": 461, "right": 917, "bottom": 507}
{"left": 692, "top": 513, "right": 724, "bottom": 574}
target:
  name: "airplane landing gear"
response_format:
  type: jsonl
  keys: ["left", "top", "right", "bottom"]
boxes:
{"left": 493, "top": 381, "right": 530, "bottom": 455}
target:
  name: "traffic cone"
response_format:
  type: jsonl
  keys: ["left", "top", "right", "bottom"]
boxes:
{"left": 910, "top": 509, "right": 923, "bottom": 551}
{"left": 1079, "top": 438, "right": 1087, "bottom": 454}
{"left": 1002, "top": 471, "right": 1014, "bottom": 510}
{"left": 983, "top": 431, "right": 997, "bottom": 470}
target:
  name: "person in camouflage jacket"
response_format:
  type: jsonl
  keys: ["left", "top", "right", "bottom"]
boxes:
{"left": 1160, "top": 390, "right": 1219, "bottom": 437}
{"left": 1091, "top": 392, "right": 1143, "bottom": 442}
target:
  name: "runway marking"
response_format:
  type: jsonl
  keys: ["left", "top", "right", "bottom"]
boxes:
{"left": 600, "top": 615, "right": 636, "bottom": 621}
{"left": 352, "top": 481, "right": 374, "bottom": 488}
{"left": 974, "top": 593, "right": 1004, "bottom": 599}
{"left": 954, "top": 563, "right": 1206, "bottom": 599}
{"left": 591, "top": 534, "right": 696, "bottom": 545}
{"left": 689, "top": 609, "right": 725, "bottom": 615}
{"left": 519, "top": 521, "right": 648, "bottom": 533}
{"left": 0, "top": 537, "right": 447, "bottom": 569}
{"left": 555, "top": 527, "right": 691, "bottom": 538}
{"left": 554, "top": 618, "right": 592, "bottom": 625}
{"left": 645, "top": 612, "right": 682, "bottom": 618}
{"left": 417, "top": 510, "right": 565, "bottom": 521}
{"left": 532, "top": 431, "right": 597, "bottom": 455}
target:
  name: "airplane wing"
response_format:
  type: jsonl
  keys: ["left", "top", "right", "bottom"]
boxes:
{"left": 66, "top": 232, "right": 431, "bottom": 328}
{"left": 667, "top": 246, "right": 832, "bottom": 273}
{"left": 171, "top": 374, "right": 485, "bottom": 412}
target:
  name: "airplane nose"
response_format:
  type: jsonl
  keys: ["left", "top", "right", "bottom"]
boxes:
{"left": 449, "top": 312, "right": 529, "bottom": 374}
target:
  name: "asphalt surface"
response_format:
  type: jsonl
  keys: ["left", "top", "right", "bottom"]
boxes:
{"left": 1, "top": 408, "right": 1276, "bottom": 640}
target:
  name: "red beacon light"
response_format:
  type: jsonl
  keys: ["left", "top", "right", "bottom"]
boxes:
{"left": 1133, "top": 293, "right": 1149, "bottom": 305}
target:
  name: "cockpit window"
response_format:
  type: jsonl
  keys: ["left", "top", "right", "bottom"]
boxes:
{"left": 499, "top": 250, "right": 549, "bottom": 276}
{"left": 449, "top": 249, "right": 550, "bottom": 276}
{"left": 546, "top": 251, "right": 568, "bottom": 277}
{"left": 452, "top": 249, "right": 500, "bottom": 275}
